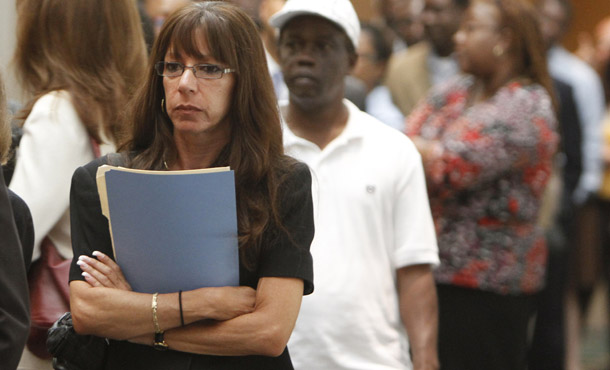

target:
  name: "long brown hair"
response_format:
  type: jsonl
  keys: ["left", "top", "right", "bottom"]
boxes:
{"left": 13, "top": 0, "right": 147, "bottom": 144}
{"left": 492, "top": 0, "right": 555, "bottom": 99}
{"left": 123, "top": 2, "right": 292, "bottom": 270}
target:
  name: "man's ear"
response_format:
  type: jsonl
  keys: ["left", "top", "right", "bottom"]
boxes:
{"left": 276, "top": 32, "right": 285, "bottom": 62}
{"left": 348, "top": 50, "right": 358, "bottom": 69}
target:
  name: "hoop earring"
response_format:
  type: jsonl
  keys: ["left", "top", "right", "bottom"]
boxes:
{"left": 161, "top": 98, "right": 166, "bottom": 113}
{"left": 493, "top": 45, "right": 504, "bottom": 57}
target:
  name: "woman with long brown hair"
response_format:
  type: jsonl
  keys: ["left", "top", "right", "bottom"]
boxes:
{"left": 405, "top": 0, "right": 558, "bottom": 368}
{"left": 10, "top": 0, "right": 146, "bottom": 367}
{"left": 68, "top": 2, "right": 314, "bottom": 369}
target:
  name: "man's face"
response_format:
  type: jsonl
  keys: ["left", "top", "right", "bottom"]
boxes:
{"left": 278, "top": 16, "right": 355, "bottom": 111}
{"left": 536, "top": 0, "right": 566, "bottom": 49}
{"left": 421, "top": 0, "right": 465, "bottom": 56}
{"left": 382, "top": 0, "right": 424, "bottom": 46}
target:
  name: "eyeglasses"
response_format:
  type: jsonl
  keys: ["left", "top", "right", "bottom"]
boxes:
{"left": 155, "top": 61, "right": 235, "bottom": 79}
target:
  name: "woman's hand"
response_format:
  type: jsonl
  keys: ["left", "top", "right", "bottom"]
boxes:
{"left": 192, "top": 286, "right": 256, "bottom": 321}
{"left": 76, "top": 251, "right": 132, "bottom": 291}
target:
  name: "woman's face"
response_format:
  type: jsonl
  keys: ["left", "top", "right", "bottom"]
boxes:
{"left": 453, "top": 1, "right": 504, "bottom": 76}
{"left": 162, "top": 37, "right": 235, "bottom": 141}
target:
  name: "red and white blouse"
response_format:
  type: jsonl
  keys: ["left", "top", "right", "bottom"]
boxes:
{"left": 406, "top": 75, "right": 558, "bottom": 295}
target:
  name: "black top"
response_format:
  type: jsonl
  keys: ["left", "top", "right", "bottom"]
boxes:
{"left": 0, "top": 167, "right": 30, "bottom": 370}
{"left": 68, "top": 155, "right": 315, "bottom": 370}
{"left": 9, "top": 189, "right": 34, "bottom": 271}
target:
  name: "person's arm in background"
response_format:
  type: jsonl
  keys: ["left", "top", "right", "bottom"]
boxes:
{"left": 0, "top": 166, "right": 30, "bottom": 370}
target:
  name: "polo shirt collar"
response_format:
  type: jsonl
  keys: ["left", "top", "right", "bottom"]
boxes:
{"left": 282, "top": 99, "right": 366, "bottom": 150}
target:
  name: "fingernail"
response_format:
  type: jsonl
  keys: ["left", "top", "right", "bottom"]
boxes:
{"left": 92, "top": 251, "right": 102, "bottom": 258}
{"left": 76, "top": 260, "right": 84, "bottom": 266}
{"left": 82, "top": 272, "right": 91, "bottom": 278}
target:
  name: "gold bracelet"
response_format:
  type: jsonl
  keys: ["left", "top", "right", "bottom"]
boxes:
{"left": 152, "top": 292, "right": 161, "bottom": 333}
{"left": 152, "top": 292, "right": 169, "bottom": 350}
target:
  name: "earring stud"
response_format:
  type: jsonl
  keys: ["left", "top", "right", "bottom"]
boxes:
{"left": 493, "top": 45, "right": 504, "bottom": 57}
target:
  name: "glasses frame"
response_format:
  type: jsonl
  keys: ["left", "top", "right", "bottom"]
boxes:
{"left": 155, "top": 61, "right": 235, "bottom": 80}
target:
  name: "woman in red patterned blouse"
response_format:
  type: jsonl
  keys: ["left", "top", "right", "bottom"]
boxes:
{"left": 406, "top": 0, "right": 558, "bottom": 369}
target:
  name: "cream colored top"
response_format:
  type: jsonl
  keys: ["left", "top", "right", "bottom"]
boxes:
{"left": 9, "top": 91, "right": 114, "bottom": 260}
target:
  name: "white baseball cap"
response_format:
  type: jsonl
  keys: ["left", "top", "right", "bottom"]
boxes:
{"left": 269, "top": 0, "right": 361, "bottom": 51}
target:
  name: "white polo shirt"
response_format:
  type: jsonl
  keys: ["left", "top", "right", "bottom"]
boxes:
{"left": 283, "top": 100, "right": 439, "bottom": 370}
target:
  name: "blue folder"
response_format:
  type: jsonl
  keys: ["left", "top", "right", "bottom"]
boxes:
{"left": 96, "top": 166, "right": 239, "bottom": 294}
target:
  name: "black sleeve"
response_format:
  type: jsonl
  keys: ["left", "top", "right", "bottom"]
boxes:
{"left": 0, "top": 167, "right": 30, "bottom": 370}
{"left": 258, "top": 161, "right": 315, "bottom": 295}
{"left": 8, "top": 190, "right": 34, "bottom": 272}
{"left": 69, "top": 157, "right": 115, "bottom": 283}
{"left": 554, "top": 79, "right": 583, "bottom": 204}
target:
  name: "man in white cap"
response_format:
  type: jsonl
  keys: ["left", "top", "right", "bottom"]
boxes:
{"left": 270, "top": 1, "right": 440, "bottom": 369}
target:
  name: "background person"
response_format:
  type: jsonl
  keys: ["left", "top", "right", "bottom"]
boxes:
{"left": 406, "top": 0, "right": 557, "bottom": 368}
{"left": 578, "top": 37, "right": 610, "bottom": 368}
{"left": 352, "top": 22, "right": 406, "bottom": 131}
{"left": 535, "top": 1, "right": 607, "bottom": 368}
{"left": 575, "top": 16, "right": 610, "bottom": 98}
{"left": 0, "top": 71, "right": 33, "bottom": 272}
{"left": 528, "top": 76, "right": 583, "bottom": 370}
{"left": 140, "top": 0, "right": 191, "bottom": 38}
{"left": 385, "top": 0, "right": 468, "bottom": 116}
{"left": 271, "top": 0, "right": 440, "bottom": 369}
{"left": 68, "top": 3, "right": 314, "bottom": 369}
{"left": 0, "top": 168, "right": 30, "bottom": 370}
{"left": 0, "top": 71, "right": 30, "bottom": 370}
{"left": 378, "top": 0, "right": 426, "bottom": 51}
{"left": 593, "top": 103, "right": 610, "bottom": 370}
{"left": 10, "top": 0, "right": 147, "bottom": 367}
{"left": 258, "top": 0, "right": 289, "bottom": 100}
